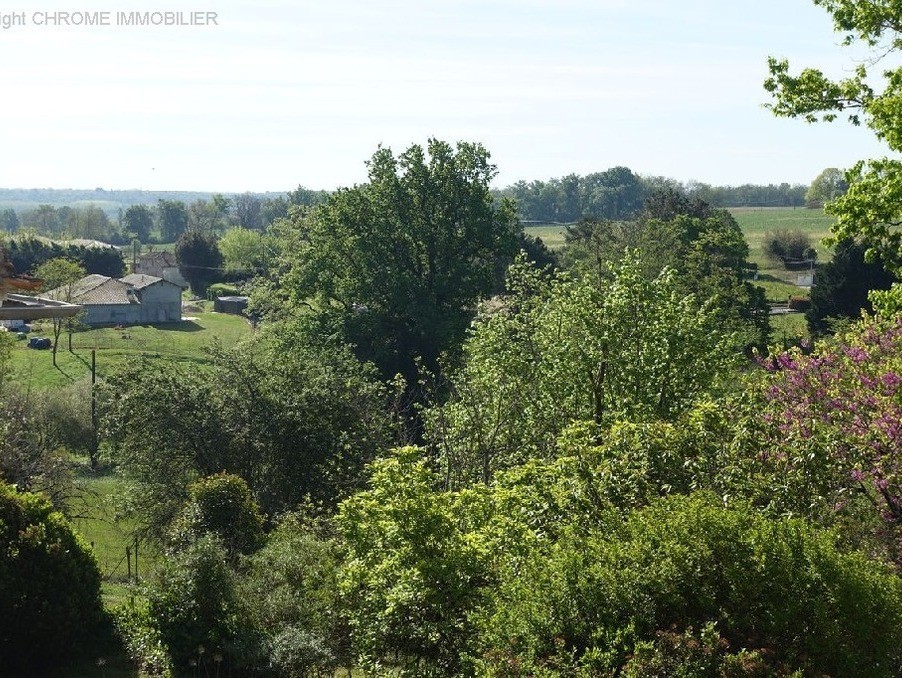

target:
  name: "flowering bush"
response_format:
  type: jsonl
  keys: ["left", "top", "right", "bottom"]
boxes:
{"left": 755, "top": 316, "right": 902, "bottom": 561}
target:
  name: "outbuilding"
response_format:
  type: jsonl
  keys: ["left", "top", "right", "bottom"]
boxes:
{"left": 46, "top": 273, "right": 184, "bottom": 326}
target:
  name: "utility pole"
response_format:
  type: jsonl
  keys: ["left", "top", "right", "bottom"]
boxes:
{"left": 91, "top": 349, "right": 97, "bottom": 469}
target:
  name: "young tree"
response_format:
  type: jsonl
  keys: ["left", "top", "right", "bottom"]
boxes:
{"left": 35, "top": 258, "right": 86, "bottom": 366}
{"left": 426, "top": 255, "right": 739, "bottom": 485}
{"left": 219, "top": 226, "right": 265, "bottom": 274}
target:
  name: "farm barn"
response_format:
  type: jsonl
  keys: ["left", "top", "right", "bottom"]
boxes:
{"left": 46, "top": 273, "right": 184, "bottom": 326}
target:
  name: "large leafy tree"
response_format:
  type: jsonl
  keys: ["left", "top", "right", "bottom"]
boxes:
{"left": 426, "top": 255, "right": 738, "bottom": 486}
{"left": 764, "top": 0, "right": 902, "bottom": 269}
{"left": 233, "top": 192, "right": 263, "bottom": 230}
{"left": 806, "top": 167, "right": 849, "bottom": 207}
{"left": 156, "top": 199, "right": 189, "bottom": 242}
{"left": 806, "top": 238, "right": 895, "bottom": 335}
{"left": 276, "top": 139, "right": 521, "bottom": 382}
{"left": 175, "top": 230, "right": 223, "bottom": 296}
{"left": 123, "top": 204, "right": 154, "bottom": 242}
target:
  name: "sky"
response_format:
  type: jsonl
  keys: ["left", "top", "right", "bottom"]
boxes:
{"left": 0, "top": 0, "right": 896, "bottom": 192}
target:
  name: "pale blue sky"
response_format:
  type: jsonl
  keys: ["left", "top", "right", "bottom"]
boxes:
{"left": 0, "top": 0, "right": 894, "bottom": 191}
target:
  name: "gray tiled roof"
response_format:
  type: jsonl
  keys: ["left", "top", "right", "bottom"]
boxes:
{"left": 47, "top": 275, "right": 137, "bottom": 305}
{"left": 138, "top": 251, "right": 177, "bottom": 266}
{"left": 120, "top": 273, "right": 170, "bottom": 290}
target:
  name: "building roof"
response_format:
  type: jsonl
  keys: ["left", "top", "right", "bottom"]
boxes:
{"left": 47, "top": 275, "right": 136, "bottom": 305}
{"left": 120, "top": 273, "right": 178, "bottom": 290}
{"left": 138, "top": 251, "right": 177, "bottom": 267}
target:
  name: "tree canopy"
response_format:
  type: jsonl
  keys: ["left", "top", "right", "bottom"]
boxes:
{"left": 274, "top": 139, "right": 522, "bottom": 383}
{"left": 175, "top": 230, "right": 223, "bottom": 296}
{"left": 764, "top": 0, "right": 902, "bottom": 269}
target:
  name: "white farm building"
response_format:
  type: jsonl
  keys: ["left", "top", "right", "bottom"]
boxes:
{"left": 47, "top": 273, "right": 184, "bottom": 326}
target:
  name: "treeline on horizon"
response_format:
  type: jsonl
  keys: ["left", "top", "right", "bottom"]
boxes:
{"left": 493, "top": 168, "right": 808, "bottom": 223}
{"left": 0, "top": 168, "right": 808, "bottom": 224}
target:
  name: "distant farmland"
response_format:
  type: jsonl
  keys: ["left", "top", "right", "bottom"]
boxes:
{"left": 523, "top": 206, "right": 835, "bottom": 305}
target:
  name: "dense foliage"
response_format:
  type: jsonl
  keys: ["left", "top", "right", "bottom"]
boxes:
{"left": 476, "top": 493, "right": 902, "bottom": 676}
{"left": 563, "top": 194, "right": 769, "bottom": 351}
{"left": 99, "top": 323, "right": 391, "bottom": 536}
{"left": 750, "top": 317, "right": 902, "bottom": 563}
{"left": 175, "top": 229, "right": 223, "bottom": 295}
{"left": 0, "top": 482, "right": 104, "bottom": 672}
{"left": 426, "top": 255, "right": 737, "bottom": 485}
{"left": 496, "top": 171, "right": 806, "bottom": 222}
{"left": 1, "top": 234, "right": 124, "bottom": 277}
{"left": 807, "top": 238, "right": 895, "bottom": 335}
{"left": 273, "top": 139, "right": 521, "bottom": 383}
{"left": 338, "top": 447, "right": 902, "bottom": 676}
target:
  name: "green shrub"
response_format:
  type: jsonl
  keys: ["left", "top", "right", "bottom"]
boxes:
{"left": 168, "top": 472, "right": 265, "bottom": 558}
{"left": 32, "top": 377, "right": 94, "bottom": 455}
{"left": 112, "top": 601, "right": 173, "bottom": 677}
{"left": 148, "top": 535, "right": 256, "bottom": 671}
{"left": 474, "top": 493, "right": 902, "bottom": 676}
{"left": 239, "top": 512, "right": 347, "bottom": 676}
{"left": 338, "top": 448, "right": 491, "bottom": 676}
{"left": 207, "top": 282, "right": 241, "bottom": 299}
{"left": 763, "top": 228, "right": 817, "bottom": 266}
{"left": 0, "top": 481, "right": 104, "bottom": 672}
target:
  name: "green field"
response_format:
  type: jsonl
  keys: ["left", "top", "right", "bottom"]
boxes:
{"left": 731, "top": 206, "right": 835, "bottom": 269}
{"left": 524, "top": 207, "right": 834, "bottom": 308}
{"left": 69, "top": 472, "right": 158, "bottom": 597}
{"left": 525, "top": 224, "right": 567, "bottom": 250}
{"left": 9, "top": 310, "right": 253, "bottom": 389}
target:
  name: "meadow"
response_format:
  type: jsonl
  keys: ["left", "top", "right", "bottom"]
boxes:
{"left": 523, "top": 206, "right": 836, "bottom": 307}
{"left": 9, "top": 307, "right": 252, "bottom": 389}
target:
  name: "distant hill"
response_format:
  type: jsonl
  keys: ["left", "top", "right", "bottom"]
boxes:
{"left": 0, "top": 188, "right": 290, "bottom": 215}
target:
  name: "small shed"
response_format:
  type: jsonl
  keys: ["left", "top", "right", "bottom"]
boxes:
{"left": 214, "top": 296, "right": 249, "bottom": 316}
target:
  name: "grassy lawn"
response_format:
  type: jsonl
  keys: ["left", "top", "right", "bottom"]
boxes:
{"left": 69, "top": 472, "right": 158, "bottom": 594}
{"left": 525, "top": 224, "right": 567, "bottom": 250}
{"left": 8, "top": 310, "right": 253, "bottom": 389}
